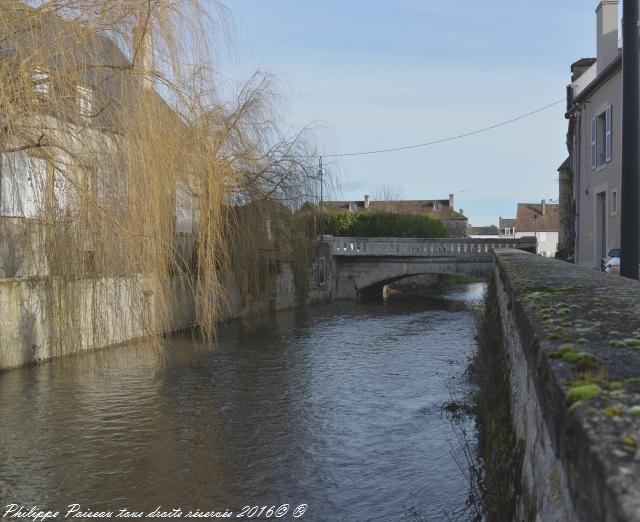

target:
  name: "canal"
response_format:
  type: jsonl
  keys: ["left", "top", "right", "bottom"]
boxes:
{"left": 0, "top": 283, "right": 484, "bottom": 521}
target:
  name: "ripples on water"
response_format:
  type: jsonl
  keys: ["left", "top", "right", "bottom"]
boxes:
{"left": 0, "top": 283, "right": 485, "bottom": 521}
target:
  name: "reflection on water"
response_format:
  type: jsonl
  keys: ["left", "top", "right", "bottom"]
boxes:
{"left": 0, "top": 283, "right": 484, "bottom": 521}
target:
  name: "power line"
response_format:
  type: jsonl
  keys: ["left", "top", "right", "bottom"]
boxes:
{"left": 318, "top": 98, "right": 565, "bottom": 158}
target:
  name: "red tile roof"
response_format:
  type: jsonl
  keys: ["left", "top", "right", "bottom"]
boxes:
{"left": 322, "top": 199, "right": 467, "bottom": 221}
{"left": 515, "top": 203, "right": 559, "bottom": 232}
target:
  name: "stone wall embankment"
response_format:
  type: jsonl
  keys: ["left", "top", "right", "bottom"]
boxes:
{"left": 493, "top": 249, "right": 640, "bottom": 521}
{"left": 0, "top": 241, "right": 336, "bottom": 370}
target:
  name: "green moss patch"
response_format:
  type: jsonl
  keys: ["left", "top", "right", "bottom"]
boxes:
{"left": 566, "top": 384, "right": 602, "bottom": 406}
{"left": 628, "top": 406, "right": 640, "bottom": 417}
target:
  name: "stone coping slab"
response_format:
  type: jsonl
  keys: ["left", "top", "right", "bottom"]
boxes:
{"left": 495, "top": 249, "right": 640, "bottom": 521}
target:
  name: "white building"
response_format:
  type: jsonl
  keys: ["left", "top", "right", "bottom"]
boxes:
{"left": 515, "top": 201, "right": 560, "bottom": 257}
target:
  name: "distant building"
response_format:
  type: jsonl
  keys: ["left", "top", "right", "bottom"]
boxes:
{"left": 515, "top": 201, "right": 560, "bottom": 257}
{"left": 468, "top": 225, "right": 500, "bottom": 238}
{"left": 498, "top": 217, "right": 516, "bottom": 237}
{"left": 565, "top": 0, "right": 621, "bottom": 268}
{"left": 323, "top": 193, "right": 468, "bottom": 237}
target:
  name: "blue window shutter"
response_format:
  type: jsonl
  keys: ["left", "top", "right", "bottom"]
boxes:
{"left": 605, "top": 105, "right": 612, "bottom": 162}
{"left": 591, "top": 117, "right": 597, "bottom": 170}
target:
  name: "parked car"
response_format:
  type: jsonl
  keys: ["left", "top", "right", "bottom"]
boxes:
{"left": 601, "top": 248, "right": 620, "bottom": 272}
{"left": 604, "top": 256, "right": 620, "bottom": 274}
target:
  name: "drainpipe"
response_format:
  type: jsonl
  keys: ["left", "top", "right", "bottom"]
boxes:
{"left": 534, "top": 213, "right": 538, "bottom": 254}
{"left": 621, "top": 0, "right": 640, "bottom": 279}
{"left": 574, "top": 110, "right": 582, "bottom": 264}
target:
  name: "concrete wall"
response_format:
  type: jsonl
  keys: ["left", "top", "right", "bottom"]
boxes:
{"left": 220, "top": 246, "right": 335, "bottom": 322}
{"left": 0, "top": 242, "right": 337, "bottom": 370}
{"left": 516, "top": 231, "right": 559, "bottom": 258}
{"left": 493, "top": 249, "right": 640, "bottom": 521}
{"left": 0, "top": 274, "right": 155, "bottom": 368}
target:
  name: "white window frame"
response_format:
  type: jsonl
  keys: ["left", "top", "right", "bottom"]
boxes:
{"left": 76, "top": 85, "right": 94, "bottom": 121}
{"left": 0, "top": 151, "right": 47, "bottom": 218}
{"left": 591, "top": 104, "right": 612, "bottom": 170}
{"left": 175, "top": 181, "right": 195, "bottom": 234}
{"left": 53, "top": 154, "right": 71, "bottom": 213}
{"left": 611, "top": 189, "right": 618, "bottom": 216}
{"left": 32, "top": 69, "right": 50, "bottom": 96}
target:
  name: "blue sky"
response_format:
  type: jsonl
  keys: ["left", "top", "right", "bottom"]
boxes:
{"left": 214, "top": 1, "right": 599, "bottom": 226}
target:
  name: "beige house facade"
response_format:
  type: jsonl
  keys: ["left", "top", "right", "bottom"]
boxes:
{"left": 566, "top": 0, "right": 622, "bottom": 268}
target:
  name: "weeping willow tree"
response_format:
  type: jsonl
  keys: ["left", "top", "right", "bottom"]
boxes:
{"left": 0, "top": 0, "right": 321, "bottom": 359}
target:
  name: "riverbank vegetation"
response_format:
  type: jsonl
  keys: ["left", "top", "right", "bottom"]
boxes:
{"left": 0, "top": 0, "right": 323, "bottom": 356}
{"left": 468, "top": 277, "right": 525, "bottom": 520}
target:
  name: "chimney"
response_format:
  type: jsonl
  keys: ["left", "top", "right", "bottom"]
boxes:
{"left": 571, "top": 58, "right": 597, "bottom": 82}
{"left": 541, "top": 199, "right": 546, "bottom": 216}
{"left": 596, "top": 1, "right": 619, "bottom": 74}
{"left": 364, "top": 195, "right": 370, "bottom": 209}
{"left": 449, "top": 193, "right": 454, "bottom": 208}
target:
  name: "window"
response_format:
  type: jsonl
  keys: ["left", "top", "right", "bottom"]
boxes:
{"left": 53, "top": 157, "right": 70, "bottom": 213}
{"left": 176, "top": 181, "right": 195, "bottom": 234}
{"left": 611, "top": 189, "right": 618, "bottom": 215}
{"left": 32, "top": 69, "right": 49, "bottom": 96}
{"left": 76, "top": 85, "right": 93, "bottom": 120}
{"left": 591, "top": 105, "right": 612, "bottom": 169}
{"left": 0, "top": 151, "right": 46, "bottom": 217}
{"left": 433, "top": 201, "right": 441, "bottom": 211}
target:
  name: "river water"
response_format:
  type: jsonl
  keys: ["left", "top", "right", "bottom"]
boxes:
{"left": 0, "top": 283, "right": 484, "bottom": 521}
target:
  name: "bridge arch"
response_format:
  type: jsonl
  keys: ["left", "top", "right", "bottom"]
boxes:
{"left": 335, "top": 258, "right": 492, "bottom": 300}
{"left": 324, "top": 236, "right": 537, "bottom": 300}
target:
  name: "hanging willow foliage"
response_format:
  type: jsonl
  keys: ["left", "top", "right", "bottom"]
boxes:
{"left": 0, "top": 0, "right": 321, "bottom": 359}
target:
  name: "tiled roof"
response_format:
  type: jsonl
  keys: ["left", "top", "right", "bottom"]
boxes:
{"left": 470, "top": 225, "right": 499, "bottom": 235}
{"left": 515, "top": 203, "right": 559, "bottom": 232}
{"left": 322, "top": 199, "right": 467, "bottom": 221}
{"left": 557, "top": 157, "right": 570, "bottom": 171}
{"left": 499, "top": 217, "right": 516, "bottom": 229}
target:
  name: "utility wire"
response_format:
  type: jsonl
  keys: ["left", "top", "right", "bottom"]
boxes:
{"left": 318, "top": 98, "right": 565, "bottom": 158}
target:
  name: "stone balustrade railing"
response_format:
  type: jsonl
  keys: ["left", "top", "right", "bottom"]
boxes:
{"left": 321, "top": 236, "right": 537, "bottom": 256}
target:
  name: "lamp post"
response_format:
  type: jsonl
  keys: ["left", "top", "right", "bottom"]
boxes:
{"left": 319, "top": 156, "right": 324, "bottom": 238}
{"left": 621, "top": 0, "right": 640, "bottom": 279}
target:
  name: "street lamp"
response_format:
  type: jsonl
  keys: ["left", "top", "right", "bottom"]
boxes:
{"left": 621, "top": 0, "right": 640, "bottom": 279}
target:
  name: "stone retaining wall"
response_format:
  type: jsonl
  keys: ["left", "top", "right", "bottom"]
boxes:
{"left": 0, "top": 242, "right": 337, "bottom": 370}
{"left": 493, "top": 249, "right": 640, "bottom": 521}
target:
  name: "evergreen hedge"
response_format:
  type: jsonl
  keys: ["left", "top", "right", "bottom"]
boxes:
{"left": 319, "top": 211, "right": 448, "bottom": 238}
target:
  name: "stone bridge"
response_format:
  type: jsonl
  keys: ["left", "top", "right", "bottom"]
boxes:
{"left": 323, "top": 236, "right": 537, "bottom": 299}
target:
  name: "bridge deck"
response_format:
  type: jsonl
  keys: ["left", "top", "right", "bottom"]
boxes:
{"left": 323, "top": 236, "right": 537, "bottom": 257}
